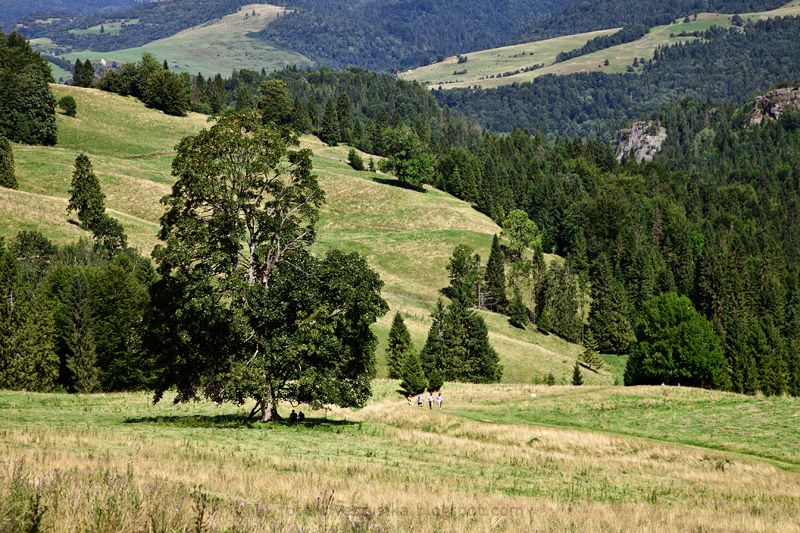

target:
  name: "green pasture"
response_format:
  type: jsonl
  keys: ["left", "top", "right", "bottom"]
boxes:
{"left": 59, "top": 4, "right": 312, "bottom": 79}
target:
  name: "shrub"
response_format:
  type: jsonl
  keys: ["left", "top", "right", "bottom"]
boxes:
{"left": 58, "top": 96, "right": 77, "bottom": 117}
{"left": 348, "top": 149, "right": 365, "bottom": 171}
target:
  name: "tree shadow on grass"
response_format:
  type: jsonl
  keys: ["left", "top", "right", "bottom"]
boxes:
{"left": 370, "top": 177, "right": 426, "bottom": 193}
{"left": 123, "top": 413, "right": 361, "bottom": 431}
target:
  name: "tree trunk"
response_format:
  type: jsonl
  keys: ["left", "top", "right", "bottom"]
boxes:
{"left": 258, "top": 382, "right": 281, "bottom": 422}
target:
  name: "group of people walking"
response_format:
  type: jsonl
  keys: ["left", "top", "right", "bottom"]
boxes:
{"left": 408, "top": 392, "right": 443, "bottom": 409}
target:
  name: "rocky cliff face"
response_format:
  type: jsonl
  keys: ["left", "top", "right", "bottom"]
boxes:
{"left": 616, "top": 122, "right": 667, "bottom": 163}
{"left": 750, "top": 87, "right": 800, "bottom": 124}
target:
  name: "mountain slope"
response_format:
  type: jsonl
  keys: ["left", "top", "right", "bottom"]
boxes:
{"left": 5, "top": 84, "right": 601, "bottom": 385}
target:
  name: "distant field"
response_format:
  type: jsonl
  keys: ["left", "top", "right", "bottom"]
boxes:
{"left": 56, "top": 4, "right": 312, "bottom": 79}
{"left": 7, "top": 84, "right": 604, "bottom": 384}
{"left": 68, "top": 18, "right": 139, "bottom": 36}
{"left": 402, "top": 0, "right": 800, "bottom": 89}
{"left": 1, "top": 384, "right": 799, "bottom": 532}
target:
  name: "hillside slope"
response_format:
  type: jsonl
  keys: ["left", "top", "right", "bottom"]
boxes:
{"left": 6, "top": 85, "right": 602, "bottom": 385}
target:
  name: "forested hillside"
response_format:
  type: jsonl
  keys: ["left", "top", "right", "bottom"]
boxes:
{"left": 257, "top": 0, "right": 571, "bottom": 71}
{"left": 437, "top": 17, "right": 800, "bottom": 141}
{"left": 0, "top": 0, "right": 153, "bottom": 31}
{"left": 509, "top": 0, "right": 787, "bottom": 44}
{"left": 15, "top": 0, "right": 263, "bottom": 54}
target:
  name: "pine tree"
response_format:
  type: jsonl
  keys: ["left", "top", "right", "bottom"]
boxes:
{"left": 0, "top": 136, "right": 17, "bottom": 189}
{"left": 463, "top": 308, "right": 503, "bottom": 383}
{"left": 537, "top": 307, "right": 551, "bottom": 334}
{"left": 291, "top": 95, "right": 309, "bottom": 133}
{"left": 64, "top": 269, "right": 100, "bottom": 393}
{"left": 484, "top": 234, "right": 508, "bottom": 311}
{"left": 67, "top": 154, "right": 105, "bottom": 229}
{"left": 320, "top": 98, "right": 340, "bottom": 146}
{"left": 571, "top": 360, "right": 584, "bottom": 385}
{"left": 72, "top": 58, "right": 83, "bottom": 86}
{"left": 386, "top": 312, "right": 414, "bottom": 379}
{"left": 235, "top": 86, "right": 255, "bottom": 112}
{"left": 82, "top": 59, "right": 95, "bottom": 87}
{"left": 589, "top": 256, "right": 634, "bottom": 354}
{"left": 399, "top": 348, "right": 427, "bottom": 395}
{"left": 306, "top": 96, "right": 319, "bottom": 136}
{"left": 508, "top": 287, "right": 528, "bottom": 329}
{"left": 336, "top": 93, "right": 352, "bottom": 144}
{"left": 426, "top": 367, "right": 444, "bottom": 391}
{"left": 579, "top": 329, "right": 603, "bottom": 369}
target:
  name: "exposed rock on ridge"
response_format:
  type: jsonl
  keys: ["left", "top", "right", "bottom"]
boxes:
{"left": 616, "top": 122, "right": 666, "bottom": 163}
{"left": 750, "top": 87, "right": 800, "bottom": 124}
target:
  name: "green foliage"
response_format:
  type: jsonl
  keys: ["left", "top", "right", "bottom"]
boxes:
{"left": 257, "top": 79, "right": 292, "bottom": 126}
{"left": 385, "top": 312, "right": 414, "bottom": 379}
{"left": 0, "top": 242, "right": 59, "bottom": 392}
{"left": 320, "top": 97, "right": 339, "bottom": 146}
{"left": 142, "top": 68, "right": 190, "bottom": 116}
{"left": 234, "top": 86, "right": 255, "bottom": 113}
{"left": 336, "top": 93, "right": 352, "bottom": 145}
{"left": 426, "top": 367, "right": 444, "bottom": 392}
{"left": 571, "top": 360, "right": 583, "bottom": 386}
{"left": 91, "top": 215, "right": 128, "bottom": 259}
{"left": 589, "top": 257, "right": 634, "bottom": 355}
{"left": 508, "top": 286, "right": 528, "bottom": 329}
{"left": 544, "top": 372, "right": 556, "bottom": 385}
{"left": 0, "top": 32, "right": 57, "bottom": 146}
{"left": 72, "top": 58, "right": 95, "bottom": 88}
{"left": 347, "top": 149, "right": 364, "bottom": 171}
{"left": 66, "top": 153, "right": 106, "bottom": 230}
{"left": 501, "top": 209, "right": 539, "bottom": 261}
{"left": 399, "top": 347, "right": 427, "bottom": 395}
{"left": 579, "top": 329, "right": 602, "bottom": 369}
{"left": 382, "top": 128, "right": 435, "bottom": 186}
{"left": 0, "top": 135, "right": 16, "bottom": 189}
{"left": 62, "top": 268, "right": 100, "bottom": 393}
{"left": 536, "top": 307, "right": 551, "bottom": 335}
{"left": 446, "top": 244, "right": 481, "bottom": 308}
{"left": 420, "top": 299, "right": 502, "bottom": 383}
{"left": 484, "top": 234, "right": 507, "bottom": 311}
{"left": 58, "top": 95, "right": 77, "bottom": 117}
{"left": 147, "top": 112, "right": 386, "bottom": 420}
{"left": 625, "top": 293, "right": 730, "bottom": 390}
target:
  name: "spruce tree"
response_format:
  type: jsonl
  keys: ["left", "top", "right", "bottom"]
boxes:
{"left": 463, "top": 308, "right": 502, "bottom": 382}
{"left": 320, "top": 98, "right": 340, "bottom": 146}
{"left": 537, "top": 307, "right": 551, "bottom": 334}
{"left": 306, "top": 96, "right": 319, "bottom": 136}
{"left": 484, "top": 234, "right": 508, "bottom": 311}
{"left": 426, "top": 367, "right": 444, "bottom": 391}
{"left": 67, "top": 154, "right": 105, "bottom": 229}
{"left": 234, "top": 86, "right": 255, "bottom": 112}
{"left": 291, "top": 95, "right": 309, "bottom": 133}
{"left": 508, "top": 286, "right": 528, "bottom": 329}
{"left": 399, "top": 348, "right": 427, "bottom": 395}
{"left": 386, "top": 311, "right": 414, "bottom": 379}
{"left": 571, "top": 360, "right": 584, "bottom": 386}
{"left": 589, "top": 256, "right": 634, "bottom": 354}
{"left": 0, "top": 136, "right": 17, "bottom": 189}
{"left": 72, "top": 58, "right": 83, "bottom": 86}
{"left": 579, "top": 329, "right": 603, "bottom": 369}
{"left": 64, "top": 269, "right": 100, "bottom": 393}
{"left": 336, "top": 93, "right": 352, "bottom": 144}
{"left": 257, "top": 79, "right": 291, "bottom": 125}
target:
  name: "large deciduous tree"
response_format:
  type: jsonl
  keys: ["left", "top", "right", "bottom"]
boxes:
{"left": 146, "top": 111, "right": 386, "bottom": 420}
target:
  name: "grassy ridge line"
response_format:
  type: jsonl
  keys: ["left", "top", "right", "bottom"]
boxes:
{"left": 34, "top": 3, "right": 313, "bottom": 80}
{"left": 7, "top": 85, "right": 600, "bottom": 384}
{"left": 0, "top": 385, "right": 799, "bottom": 532}
{"left": 401, "top": 0, "right": 800, "bottom": 90}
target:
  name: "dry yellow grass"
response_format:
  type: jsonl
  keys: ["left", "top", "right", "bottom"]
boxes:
{"left": 2, "top": 387, "right": 799, "bottom": 532}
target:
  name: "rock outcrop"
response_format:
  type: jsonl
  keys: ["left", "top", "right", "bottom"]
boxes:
{"left": 616, "top": 122, "right": 666, "bottom": 163}
{"left": 750, "top": 87, "right": 800, "bottom": 124}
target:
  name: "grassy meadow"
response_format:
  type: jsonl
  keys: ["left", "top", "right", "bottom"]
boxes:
{"left": 54, "top": 4, "right": 312, "bottom": 80}
{"left": 2, "top": 385, "right": 800, "bottom": 532}
{"left": 400, "top": 0, "right": 800, "bottom": 90}
{"left": 6, "top": 84, "right": 607, "bottom": 386}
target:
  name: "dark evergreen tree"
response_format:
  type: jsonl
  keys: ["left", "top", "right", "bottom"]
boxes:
{"left": 386, "top": 311, "right": 414, "bottom": 379}
{"left": 579, "top": 329, "right": 602, "bottom": 369}
{"left": 306, "top": 95, "right": 319, "bottom": 136}
{"left": 290, "top": 95, "right": 309, "bottom": 133}
{"left": 426, "top": 367, "right": 444, "bottom": 391}
{"left": 484, "top": 234, "right": 507, "bottom": 311}
{"left": 537, "top": 306, "right": 551, "bottom": 334}
{"left": 508, "top": 286, "right": 528, "bottom": 329}
{"left": 589, "top": 256, "right": 634, "bottom": 354}
{"left": 0, "top": 136, "right": 16, "bottom": 189}
{"left": 67, "top": 154, "right": 105, "bottom": 230}
{"left": 336, "top": 92, "right": 352, "bottom": 145}
{"left": 258, "top": 79, "right": 291, "bottom": 126}
{"left": 234, "top": 86, "right": 255, "bottom": 113}
{"left": 399, "top": 346, "right": 427, "bottom": 395}
{"left": 348, "top": 148, "right": 364, "bottom": 171}
{"left": 320, "top": 97, "right": 340, "bottom": 146}
{"left": 571, "top": 360, "right": 584, "bottom": 385}
{"left": 63, "top": 268, "right": 100, "bottom": 393}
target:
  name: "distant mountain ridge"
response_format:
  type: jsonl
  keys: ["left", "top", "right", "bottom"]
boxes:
{"left": 256, "top": 0, "right": 572, "bottom": 72}
{"left": 0, "top": 0, "right": 155, "bottom": 31}
{"left": 509, "top": 0, "right": 788, "bottom": 43}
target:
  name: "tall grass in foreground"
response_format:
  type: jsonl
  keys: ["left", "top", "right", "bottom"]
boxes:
{"left": 2, "top": 385, "right": 800, "bottom": 531}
